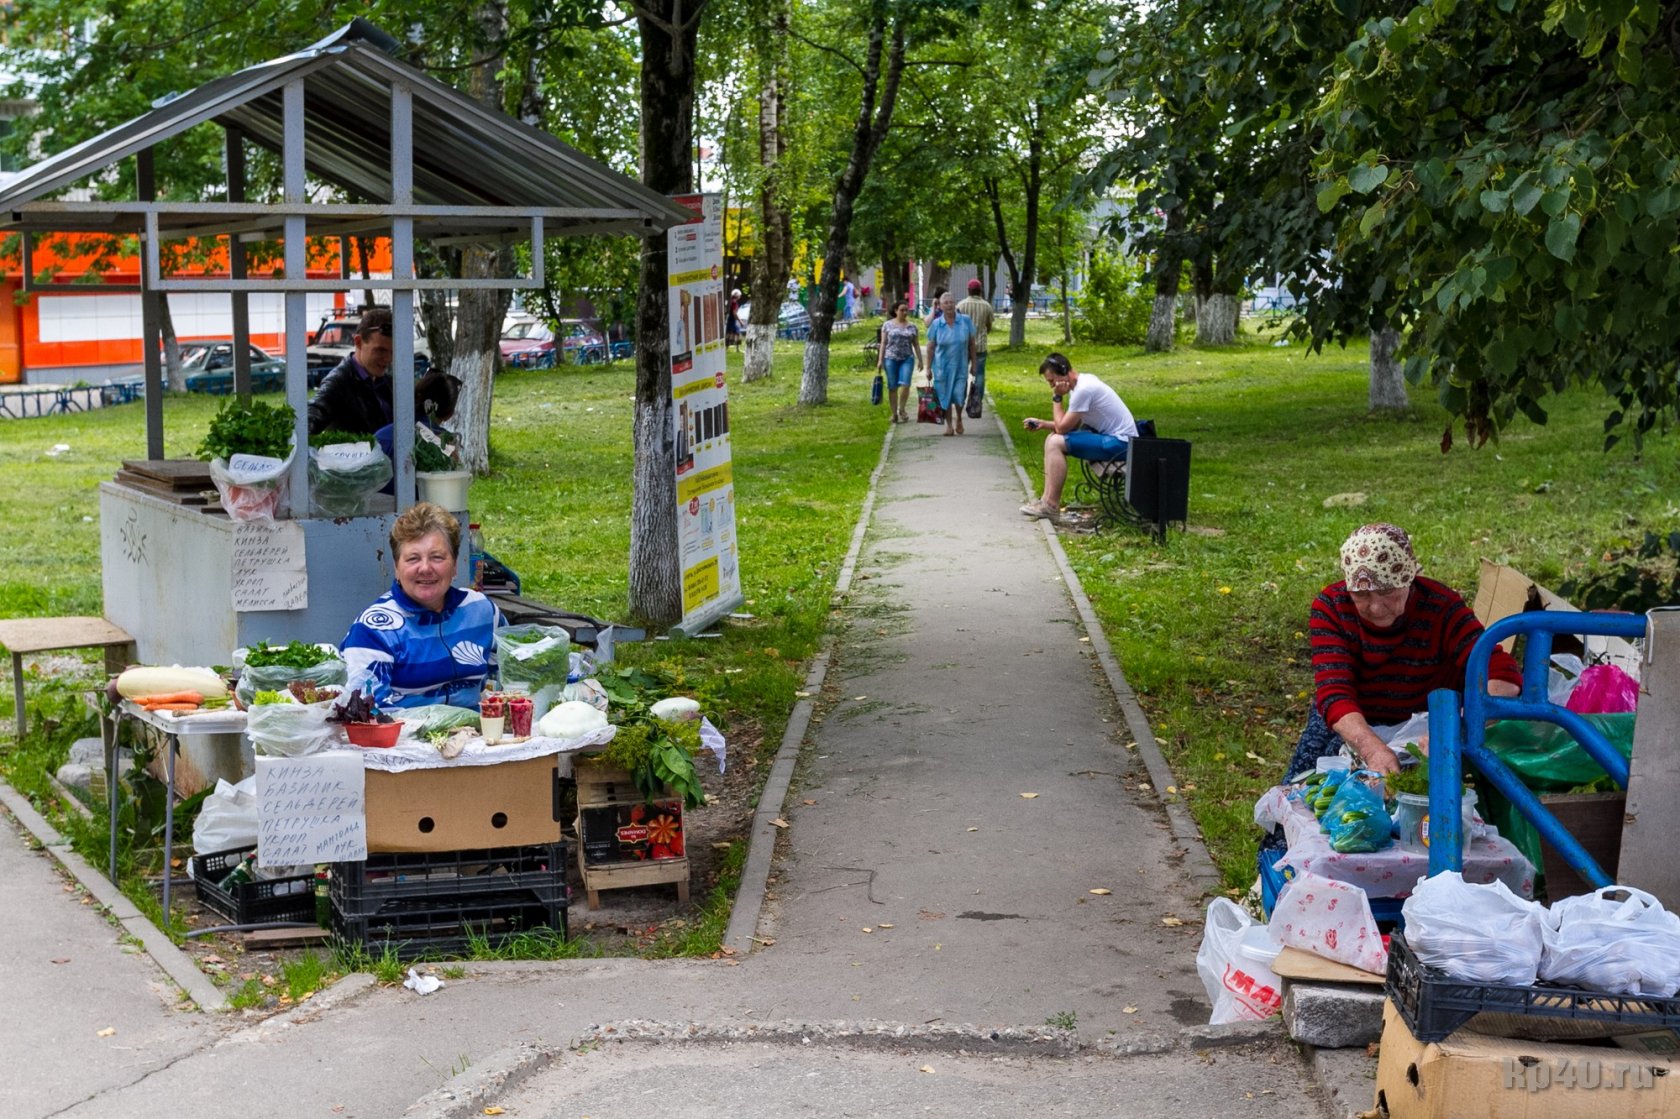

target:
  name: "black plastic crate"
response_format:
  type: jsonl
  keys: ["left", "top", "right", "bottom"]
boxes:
{"left": 1387, "top": 931, "right": 1680, "bottom": 1043}
{"left": 190, "top": 846, "right": 317, "bottom": 926}
{"left": 331, "top": 891, "right": 568, "bottom": 957}
{"left": 330, "top": 842, "right": 568, "bottom": 918}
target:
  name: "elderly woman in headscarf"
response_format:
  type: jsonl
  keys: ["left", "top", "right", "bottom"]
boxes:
{"left": 1282, "top": 523, "right": 1522, "bottom": 779}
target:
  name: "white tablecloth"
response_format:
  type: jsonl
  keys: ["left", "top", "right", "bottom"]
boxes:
{"left": 352, "top": 724, "right": 616, "bottom": 775}
{"left": 1255, "top": 786, "right": 1535, "bottom": 900}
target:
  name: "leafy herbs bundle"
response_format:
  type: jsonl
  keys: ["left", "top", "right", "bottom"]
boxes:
{"left": 583, "top": 664, "right": 711, "bottom": 808}
{"left": 244, "top": 640, "right": 334, "bottom": 670}
{"left": 329, "top": 688, "right": 391, "bottom": 724}
{"left": 197, "top": 398, "right": 296, "bottom": 462}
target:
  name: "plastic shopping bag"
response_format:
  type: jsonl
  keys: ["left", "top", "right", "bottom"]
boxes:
{"left": 1268, "top": 870, "right": 1388, "bottom": 973}
{"left": 233, "top": 646, "right": 346, "bottom": 708}
{"left": 1539, "top": 886, "right": 1680, "bottom": 995}
{"left": 495, "top": 624, "right": 573, "bottom": 690}
{"left": 1401, "top": 871, "right": 1546, "bottom": 985}
{"left": 309, "top": 442, "right": 393, "bottom": 517}
{"left": 1564, "top": 663, "right": 1640, "bottom": 714}
{"left": 191, "top": 777, "right": 258, "bottom": 855}
{"left": 1321, "top": 775, "right": 1394, "bottom": 854}
{"left": 245, "top": 698, "right": 344, "bottom": 757}
{"left": 209, "top": 449, "right": 295, "bottom": 523}
{"left": 1196, "top": 898, "right": 1285, "bottom": 1024}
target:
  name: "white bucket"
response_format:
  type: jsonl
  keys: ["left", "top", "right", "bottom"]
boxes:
{"left": 415, "top": 469, "right": 471, "bottom": 511}
{"left": 1395, "top": 790, "right": 1479, "bottom": 852}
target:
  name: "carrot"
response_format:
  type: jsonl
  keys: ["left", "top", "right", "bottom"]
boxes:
{"left": 145, "top": 703, "right": 202, "bottom": 712}
{"left": 136, "top": 691, "right": 203, "bottom": 707}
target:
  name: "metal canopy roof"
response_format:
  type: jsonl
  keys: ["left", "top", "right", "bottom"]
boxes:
{"left": 0, "top": 26, "right": 690, "bottom": 239}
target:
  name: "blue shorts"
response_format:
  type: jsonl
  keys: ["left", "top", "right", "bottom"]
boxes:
{"left": 1064, "top": 430, "right": 1129, "bottom": 462}
{"left": 882, "top": 356, "right": 916, "bottom": 390}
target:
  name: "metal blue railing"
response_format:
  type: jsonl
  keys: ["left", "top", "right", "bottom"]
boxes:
{"left": 1426, "top": 610, "right": 1647, "bottom": 886}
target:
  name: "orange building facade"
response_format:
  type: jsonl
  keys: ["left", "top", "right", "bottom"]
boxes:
{"left": 0, "top": 234, "right": 393, "bottom": 382}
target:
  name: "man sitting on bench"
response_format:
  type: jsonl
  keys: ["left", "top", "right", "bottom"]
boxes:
{"left": 1019, "top": 352, "right": 1139, "bottom": 521}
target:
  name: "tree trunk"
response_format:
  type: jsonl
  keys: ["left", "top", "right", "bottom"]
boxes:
{"left": 1145, "top": 208, "right": 1184, "bottom": 352}
{"left": 1368, "top": 324, "right": 1407, "bottom": 411}
{"left": 798, "top": 16, "right": 905, "bottom": 406}
{"left": 158, "top": 298, "right": 185, "bottom": 391}
{"left": 743, "top": 4, "right": 788, "bottom": 384}
{"left": 628, "top": 0, "right": 702, "bottom": 625}
{"left": 354, "top": 234, "right": 377, "bottom": 311}
{"left": 1195, "top": 293, "right": 1237, "bottom": 345}
{"left": 451, "top": 245, "right": 507, "bottom": 475}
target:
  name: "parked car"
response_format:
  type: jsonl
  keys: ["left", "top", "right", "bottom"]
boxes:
{"left": 737, "top": 300, "right": 811, "bottom": 341}
{"left": 105, "top": 342, "right": 288, "bottom": 396}
{"left": 499, "top": 317, "right": 608, "bottom": 368}
{"left": 306, "top": 315, "right": 431, "bottom": 386}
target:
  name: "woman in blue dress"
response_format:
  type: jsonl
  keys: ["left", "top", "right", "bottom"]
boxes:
{"left": 923, "top": 291, "right": 976, "bottom": 436}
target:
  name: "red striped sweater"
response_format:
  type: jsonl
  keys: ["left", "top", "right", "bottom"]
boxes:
{"left": 1310, "top": 576, "right": 1522, "bottom": 727}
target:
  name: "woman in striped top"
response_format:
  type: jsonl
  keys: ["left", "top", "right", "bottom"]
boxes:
{"left": 1283, "top": 523, "right": 1522, "bottom": 781}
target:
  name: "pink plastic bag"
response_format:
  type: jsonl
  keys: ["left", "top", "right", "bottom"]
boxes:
{"left": 1267, "top": 870, "right": 1388, "bottom": 974}
{"left": 1564, "top": 663, "right": 1639, "bottom": 714}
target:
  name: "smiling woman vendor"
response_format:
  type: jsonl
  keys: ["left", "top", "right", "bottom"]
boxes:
{"left": 341, "top": 502, "right": 502, "bottom": 708}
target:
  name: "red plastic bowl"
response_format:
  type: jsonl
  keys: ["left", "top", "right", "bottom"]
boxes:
{"left": 346, "top": 721, "right": 401, "bottom": 748}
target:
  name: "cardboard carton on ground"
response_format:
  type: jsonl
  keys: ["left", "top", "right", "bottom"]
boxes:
{"left": 1375, "top": 1001, "right": 1677, "bottom": 1119}
{"left": 1473, "top": 560, "right": 1642, "bottom": 675}
{"left": 363, "top": 755, "right": 561, "bottom": 853}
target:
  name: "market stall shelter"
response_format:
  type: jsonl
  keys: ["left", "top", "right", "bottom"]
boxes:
{"left": 0, "top": 20, "right": 689, "bottom": 675}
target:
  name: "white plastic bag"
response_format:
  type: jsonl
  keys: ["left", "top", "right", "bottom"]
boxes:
{"left": 1401, "top": 871, "right": 1546, "bottom": 985}
{"left": 209, "top": 449, "right": 295, "bottom": 523}
{"left": 191, "top": 776, "right": 258, "bottom": 855}
{"left": 245, "top": 698, "right": 344, "bottom": 757}
{"left": 1196, "top": 898, "right": 1285, "bottom": 1024}
{"left": 1268, "top": 870, "right": 1388, "bottom": 973}
{"left": 1539, "top": 886, "right": 1680, "bottom": 995}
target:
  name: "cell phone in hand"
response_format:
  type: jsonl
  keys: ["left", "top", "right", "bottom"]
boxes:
{"left": 1026, "top": 419, "right": 1041, "bottom": 430}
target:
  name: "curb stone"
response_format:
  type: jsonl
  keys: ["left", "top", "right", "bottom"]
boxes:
{"left": 402, "top": 1040, "right": 559, "bottom": 1119}
{"left": 0, "top": 778, "right": 228, "bottom": 1011}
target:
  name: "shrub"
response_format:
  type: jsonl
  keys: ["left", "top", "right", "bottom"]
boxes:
{"left": 1072, "top": 248, "right": 1155, "bottom": 346}
{"left": 1558, "top": 531, "right": 1680, "bottom": 612}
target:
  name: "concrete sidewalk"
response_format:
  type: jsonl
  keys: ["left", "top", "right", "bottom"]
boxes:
{"left": 0, "top": 412, "right": 1350, "bottom": 1119}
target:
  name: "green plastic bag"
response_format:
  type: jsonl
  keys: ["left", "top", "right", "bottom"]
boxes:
{"left": 1482, "top": 713, "right": 1634, "bottom": 791}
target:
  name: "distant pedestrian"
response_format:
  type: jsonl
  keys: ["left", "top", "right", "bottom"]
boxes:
{"left": 840, "top": 278, "right": 857, "bottom": 321}
{"left": 877, "top": 300, "right": 922, "bottom": 424}
{"left": 924, "top": 292, "right": 976, "bottom": 436}
{"left": 924, "top": 286, "right": 947, "bottom": 328}
{"left": 786, "top": 276, "right": 802, "bottom": 306}
{"left": 956, "top": 278, "right": 994, "bottom": 413}
{"left": 1019, "top": 352, "right": 1138, "bottom": 519}
{"left": 726, "top": 289, "right": 744, "bottom": 349}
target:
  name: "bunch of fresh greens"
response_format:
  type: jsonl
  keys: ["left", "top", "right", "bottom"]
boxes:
{"left": 329, "top": 688, "right": 391, "bottom": 724}
{"left": 413, "top": 428, "right": 461, "bottom": 473}
{"left": 197, "top": 398, "right": 296, "bottom": 461}
{"left": 244, "top": 640, "right": 334, "bottom": 670}
{"left": 594, "top": 717, "right": 705, "bottom": 808}
{"left": 251, "top": 690, "right": 288, "bottom": 706}
{"left": 309, "top": 429, "right": 372, "bottom": 449}
{"left": 1385, "top": 745, "right": 1431, "bottom": 797}
{"left": 494, "top": 625, "right": 571, "bottom": 687}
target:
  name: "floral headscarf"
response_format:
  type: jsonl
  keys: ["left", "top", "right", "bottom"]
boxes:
{"left": 1339, "top": 523, "right": 1420, "bottom": 591}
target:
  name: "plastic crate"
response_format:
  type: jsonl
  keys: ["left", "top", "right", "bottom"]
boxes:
{"left": 331, "top": 891, "right": 567, "bottom": 956}
{"left": 1386, "top": 930, "right": 1680, "bottom": 1043}
{"left": 330, "top": 842, "right": 568, "bottom": 917}
{"left": 190, "top": 846, "right": 316, "bottom": 926}
{"left": 1257, "top": 842, "right": 1405, "bottom": 926}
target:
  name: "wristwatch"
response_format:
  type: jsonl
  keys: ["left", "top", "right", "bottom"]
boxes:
{"left": 1052, "top": 394, "right": 1063, "bottom": 403}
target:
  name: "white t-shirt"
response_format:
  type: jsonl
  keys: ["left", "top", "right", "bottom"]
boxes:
{"left": 1067, "top": 373, "right": 1138, "bottom": 439}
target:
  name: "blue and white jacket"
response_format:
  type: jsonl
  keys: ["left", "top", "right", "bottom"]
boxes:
{"left": 341, "top": 582, "right": 502, "bottom": 709}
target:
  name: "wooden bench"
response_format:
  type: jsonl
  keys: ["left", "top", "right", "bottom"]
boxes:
{"left": 0, "top": 616, "right": 135, "bottom": 737}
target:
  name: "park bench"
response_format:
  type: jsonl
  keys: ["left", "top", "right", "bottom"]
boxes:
{"left": 1069, "top": 420, "right": 1192, "bottom": 543}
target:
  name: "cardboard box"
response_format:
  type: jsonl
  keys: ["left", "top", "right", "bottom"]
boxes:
{"left": 1375, "top": 1000, "right": 1677, "bottom": 1119}
{"left": 579, "top": 798, "right": 684, "bottom": 865}
{"left": 1473, "top": 560, "right": 1642, "bottom": 673}
{"left": 363, "top": 755, "right": 561, "bottom": 853}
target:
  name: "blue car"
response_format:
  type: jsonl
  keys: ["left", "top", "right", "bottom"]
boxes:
{"left": 106, "top": 342, "right": 288, "bottom": 396}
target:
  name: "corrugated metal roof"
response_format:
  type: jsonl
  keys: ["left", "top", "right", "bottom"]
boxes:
{"left": 0, "top": 25, "right": 690, "bottom": 237}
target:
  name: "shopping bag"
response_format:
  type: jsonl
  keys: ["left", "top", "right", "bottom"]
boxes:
{"left": 916, "top": 386, "right": 941, "bottom": 424}
{"left": 965, "top": 376, "right": 983, "bottom": 419}
{"left": 1401, "top": 871, "right": 1545, "bottom": 984}
{"left": 1196, "top": 898, "right": 1285, "bottom": 1023}
{"left": 191, "top": 777, "right": 258, "bottom": 854}
{"left": 871, "top": 371, "right": 884, "bottom": 406}
{"left": 1268, "top": 869, "right": 1388, "bottom": 973}
{"left": 244, "top": 698, "right": 344, "bottom": 757}
{"left": 1540, "top": 886, "right": 1680, "bottom": 995}
{"left": 1564, "top": 663, "right": 1640, "bottom": 714}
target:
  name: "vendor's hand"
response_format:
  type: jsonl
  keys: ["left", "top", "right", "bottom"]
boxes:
{"left": 1023, "top": 417, "right": 1044, "bottom": 431}
{"left": 1359, "top": 747, "right": 1400, "bottom": 775}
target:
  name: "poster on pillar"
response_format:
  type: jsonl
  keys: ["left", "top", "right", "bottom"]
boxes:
{"left": 667, "top": 193, "right": 741, "bottom": 634}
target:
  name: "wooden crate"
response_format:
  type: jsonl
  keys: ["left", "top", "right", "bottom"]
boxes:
{"left": 1537, "top": 791, "right": 1625, "bottom": 902}
{"left": 572, "top": 759, "right": 690, "bottom": 910}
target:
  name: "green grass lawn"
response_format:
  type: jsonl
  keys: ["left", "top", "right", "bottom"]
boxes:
{"left": 4, "top": 320, "right": 1672, "bottom": 899}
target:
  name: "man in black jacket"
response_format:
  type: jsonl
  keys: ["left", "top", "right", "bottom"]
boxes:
{"left": 307, "top": 307, "right": 395, "bottom": 436}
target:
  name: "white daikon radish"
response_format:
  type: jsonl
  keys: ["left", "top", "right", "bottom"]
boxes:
{"left": 116, "top": 665, "right": 229, "bottom": 700}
